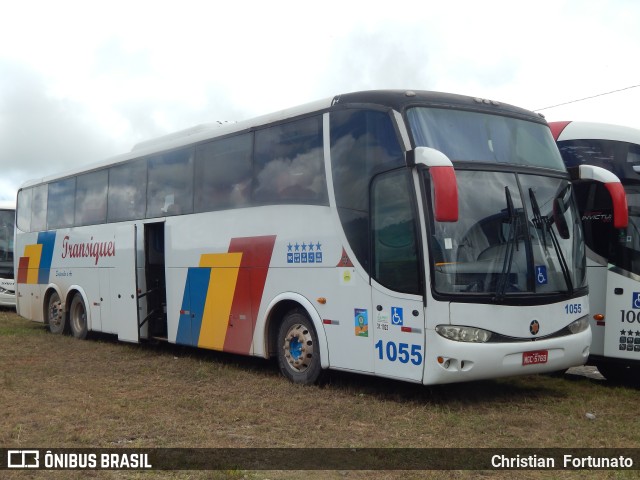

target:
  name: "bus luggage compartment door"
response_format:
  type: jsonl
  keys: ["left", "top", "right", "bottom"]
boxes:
{"left": 110, "top": 224, "right": 140, "bottom": 343}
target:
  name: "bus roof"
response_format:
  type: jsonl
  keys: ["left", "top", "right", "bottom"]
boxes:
{"left": 550, "top": 120, "right": 640, "bottom": 145}
{"left": 19, "top": 89, "right": 545, "bottom": 190}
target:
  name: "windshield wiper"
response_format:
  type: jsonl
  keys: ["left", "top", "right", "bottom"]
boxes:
{"left": 529, "top": 188, "right": 548, "bottom": 250}
{"left": 494, "top": 186, "right": 519, "bottom": 302}
{"left": 529, "top": 188, "right": 574, "bottom": 294}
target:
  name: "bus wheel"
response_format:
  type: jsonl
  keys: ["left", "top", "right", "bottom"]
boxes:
{"left": 69, "top": 293, "right": 89, "bottom": 340}
{"left": 47, "top": 291, "right": 67, "bottom": 335}
{"left": 277, "top": 309, "right": 322, "bottom": 385}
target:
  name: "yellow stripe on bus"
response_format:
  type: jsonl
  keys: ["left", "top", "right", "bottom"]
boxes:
{"left": 197, "top": 252, "right": 243, "bottom": 350}
{"left": 25, "top": 243, "right": 43, "bottom": 285}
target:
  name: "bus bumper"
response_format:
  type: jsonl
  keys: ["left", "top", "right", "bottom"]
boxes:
{"left": 0, "top": 279, "right": 15, "bottom": 308}
{"left": 422, "top": 327, "right": 591, "bottom": 385}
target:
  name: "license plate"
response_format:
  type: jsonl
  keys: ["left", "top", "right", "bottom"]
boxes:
{"left": 523, "top": 349, "right": 548, "bottom": 366}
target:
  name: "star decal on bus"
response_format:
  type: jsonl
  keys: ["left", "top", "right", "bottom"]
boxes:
{"left": 286, "top": 240, "right": 323, "bottom": 264}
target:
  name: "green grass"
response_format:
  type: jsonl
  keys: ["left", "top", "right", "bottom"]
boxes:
{"left": 0, "top": 309, "right": 44, "bottom": 336}
{"left": 1, "top": 309, "right": 639, "bottom": 479}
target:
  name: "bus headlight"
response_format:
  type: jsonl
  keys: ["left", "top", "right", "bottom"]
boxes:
{"left": 567, "top": 316, "right": 589, "bottom": 334}
{"left": 436, "top": 325, "right": 492, "bottom": 343}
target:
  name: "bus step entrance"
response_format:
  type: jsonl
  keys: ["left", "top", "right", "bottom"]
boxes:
{"left": 142, "top": 222, "right": 168, "bottom": 341}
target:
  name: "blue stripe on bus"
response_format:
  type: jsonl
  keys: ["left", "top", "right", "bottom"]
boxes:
{"left": 176, "top": 268, "right": 210, "bottom": 346}
{"left": 37, "top": 231, "right": 56, "bottom": 284}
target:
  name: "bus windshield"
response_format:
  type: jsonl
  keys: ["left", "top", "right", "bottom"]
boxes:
{"left": 0, "top": 208, "right": 14, "bottom": 277}
{"left": 0, "top": 210, "right": 15, "bottom": 260}
{"left": 408, "top": 107, "right": 565, "bottom": 170}
{"left": 407, "top": 108, "right": 585, "bottom": 299}
{"left": 424, "top": 170, "right": 585, "bottom": 298}
{"left": 617, "top": 187, "right": 640, "bottom": 276}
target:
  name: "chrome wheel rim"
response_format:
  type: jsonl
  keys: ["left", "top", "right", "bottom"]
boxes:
{"left": 48, "top": 295, "right": 63, "bottom": 329}
{"left": 283, "top": 323, "right": 314, "bottom": 372}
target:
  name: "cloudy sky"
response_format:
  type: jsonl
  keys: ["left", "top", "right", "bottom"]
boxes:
{"left": 1, "top": 0, "right": 638, "bottom": 201}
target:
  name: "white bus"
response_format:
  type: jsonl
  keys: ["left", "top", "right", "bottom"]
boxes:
{"left": 14, "top": 90, "right": 620, "bottom": 386}
{"left": 551, "top": 120, "right": 639, "bottom": 382}
{"left": 0, "top": 200, "right": 15, "bottom": 308}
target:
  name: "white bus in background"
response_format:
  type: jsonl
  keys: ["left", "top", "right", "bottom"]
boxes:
{"left": 13, "top": 90, "right": 623, "bottom": 386}
{"left": 0, "top": 200, "right": 16, "bottom": 308}
{"left": 551, "top": 120, "right": 639, "bottom": 383}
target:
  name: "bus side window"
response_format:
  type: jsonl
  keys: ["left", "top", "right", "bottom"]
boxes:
{"left": 108, "top": 158, "right": 147, "bottom": 223}
{"left": 330, "top": 108, "right": 404, "bottom": 273}
{"left": 253, "top": 115, "right": 327, "bottom": 205}
{"left": 17, "top": 188, "right": 33, "bottom": 232}
{"left": 47, "top": 177, "right": 75, "bottom": 229}
{"left": 194, "top": 133, "right": 253, "bottom": 212}
{"left": 75, "top": 170, "right": 108, "bottom": 226}
{"left": 146, "top": 147, "right": 194, "bottom": 218}
{"left": 31, "top": 184, "right": 48, "bottom": 232}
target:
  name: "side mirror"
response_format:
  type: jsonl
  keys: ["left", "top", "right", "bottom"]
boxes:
{"left": 411, "top": 147, "right": 459, "bottom": 222}
{"left": 578, "top": 165, "right": 628, "bottom": 228}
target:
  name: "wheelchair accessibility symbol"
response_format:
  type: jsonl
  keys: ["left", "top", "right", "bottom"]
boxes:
{"left": 391, "top": 307, "right": 404, "bottom": 326}
{"left": 536, "top": 266, "right": 548, "bottom": 285}
{"left": 632, "top": 292, "right": 640, "bottom": 310}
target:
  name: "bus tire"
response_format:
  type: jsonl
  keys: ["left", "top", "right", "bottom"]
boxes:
{"left": 276, "top": 308, "right": 322, "bottom": 385}
{"left": 47, "top": 291, "right": 67, "bottom": 335}
{"left": 69, "top": 293, "right": 89, "bottom": 340}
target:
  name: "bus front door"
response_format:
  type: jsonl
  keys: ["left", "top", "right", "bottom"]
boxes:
{"left": 371, "top": 283, "right": 426, "bottom": 382}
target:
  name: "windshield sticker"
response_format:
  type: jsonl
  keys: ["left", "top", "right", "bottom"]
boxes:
{"left": 535, "top": 266, "right": 548, "bottom": 285}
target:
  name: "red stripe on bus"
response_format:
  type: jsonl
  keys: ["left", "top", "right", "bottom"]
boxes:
{"left": 17, "top": 257, "right": 30, "bottom": 284}
{"left": 223, "top": 235, "right": 277, "bottom": 355}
